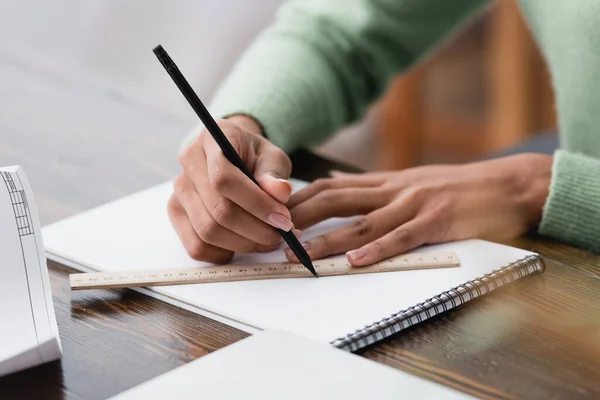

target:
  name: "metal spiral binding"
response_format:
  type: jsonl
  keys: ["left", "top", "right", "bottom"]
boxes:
{"left": 331, "top": 254, "right": 546, "bottom": 352}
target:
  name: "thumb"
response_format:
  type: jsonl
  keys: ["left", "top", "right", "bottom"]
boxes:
{"left": 254, "top": 148, "right": 293, "bottom": 204}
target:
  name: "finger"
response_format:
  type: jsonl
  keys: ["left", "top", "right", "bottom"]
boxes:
{"left": 329, "top": 170, "right": 391, "bottom": 179}
{"left": 256, "top": 175, "right": 293, "bottom": 204}
{"left": 329, "top": 170, "right": 355, "bottom": 178}
{"left": 176, "top": 176, "right": 266, "bottom": 254}
{"left": 167, "top": 194, "right": 233, "bottom": 264}
{"left": 287, "top": 176, "right": 387, "bottom": 208}
{"left": 254, "top": 145, "right": 293, "bottom": 204}
{"left": 285, "top": 202, "right": 418, "bottom": 262}
{"left": 193, "top": 153, "right": 285, "bottom": 246}
{"left": 346, "top": 212, "right": 437, "bottom": 267}
{"left": 202, "top": 138, "right": 294, "bottom": 232}
{"left": 289, "top": 187, "right": 386, "bottom": 229}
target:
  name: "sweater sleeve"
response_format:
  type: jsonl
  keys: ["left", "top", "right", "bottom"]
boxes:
{"left": 539, "top": 150, "right": 600, "bottom": 252}
{"left": 183, "top": 0, "right": 490, "bottom": 152}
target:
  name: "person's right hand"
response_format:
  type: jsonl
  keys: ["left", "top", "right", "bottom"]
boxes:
{"left": 168, "top": 115, "right": 297, "bottom": 264}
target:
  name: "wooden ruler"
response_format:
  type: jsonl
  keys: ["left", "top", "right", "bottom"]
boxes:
{"left": 69, "top": 251, "right": 460, "bottom": 291}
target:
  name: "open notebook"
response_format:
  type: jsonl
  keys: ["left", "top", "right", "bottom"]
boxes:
{"left": 0, "top": 167, "right": 61, "bottom": 377}
{"left": 110, "top": 330, "right": 476, "bottom": 400}
{"left": 43, "top": 179, "right": 545, "bottom": 352}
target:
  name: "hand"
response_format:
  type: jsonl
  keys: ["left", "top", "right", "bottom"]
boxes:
{"left": 169, "top": 115, "right": 297, "bottom": 264}
{"left": 285, "top": 153, "right": 553, "bottom": 266}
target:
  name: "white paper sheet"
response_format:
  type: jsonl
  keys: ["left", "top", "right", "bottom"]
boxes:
{"left": 110, "top": 330, "right": 475, "bottom": 400}
{"left": 0, "top": 166, "right": 61, "bottom": 377}
{"left": 43, "top": 179, "right": 535, "bottom": 344}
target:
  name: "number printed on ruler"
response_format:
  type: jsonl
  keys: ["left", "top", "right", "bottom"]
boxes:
{"left": 69, "top": 252, "right": 460, "bottom": 291}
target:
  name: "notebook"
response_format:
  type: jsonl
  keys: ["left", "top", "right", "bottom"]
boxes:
{"left": 0, "top": 166, "right": 61, "bottom": 377}
{"left": 110, "top": 330, "right": 476, "bottom": 400}
{"left": 42, "top": 179, "right": 545, "bottom": 352}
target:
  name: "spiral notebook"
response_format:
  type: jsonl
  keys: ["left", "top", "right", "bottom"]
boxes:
{"left": 334, "top": 253, "right": 544, "bottom": 351}
{"left": 42, "top": 179, "right": 545, "bottom": 353}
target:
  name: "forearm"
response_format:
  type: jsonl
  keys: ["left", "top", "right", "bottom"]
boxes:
{"left": 190, "top": 0, "right": 490, "bottom": 152}
{"left": 539, "top": 150, "right": 600, "bottom": 252}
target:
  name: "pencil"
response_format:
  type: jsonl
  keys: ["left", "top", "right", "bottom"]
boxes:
{"left": 153, "top": 44, "right": 317, "bottom": 278}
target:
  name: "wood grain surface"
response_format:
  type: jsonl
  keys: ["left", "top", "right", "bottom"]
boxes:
{"left": 1, "top": 54, "right": 599, "bottom": 400}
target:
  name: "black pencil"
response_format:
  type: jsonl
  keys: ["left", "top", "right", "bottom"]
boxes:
{"left": 153, "top": 44, "right": 317, "bottom": 278}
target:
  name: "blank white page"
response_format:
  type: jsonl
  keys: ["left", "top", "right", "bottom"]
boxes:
{"left": 43, "top": 179, "right": 535, "bottom": 343}
{"left": 0, "top": 166, "right": 61, "bottom": 377}
{"left": 111, "top": 330, "right": 476, "bottom": 400}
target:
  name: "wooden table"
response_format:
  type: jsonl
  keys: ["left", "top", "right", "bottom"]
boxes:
{"left": 1, "top": 56, "right": 600, "bottom": 400}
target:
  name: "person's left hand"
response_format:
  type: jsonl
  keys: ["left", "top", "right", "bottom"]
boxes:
{"left": 284, "top": 153, "right": 553, "bottom": 266}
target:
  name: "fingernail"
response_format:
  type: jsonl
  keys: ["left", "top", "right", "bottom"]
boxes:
{"left": 301, "top": 241, "right": 311, "bottom": 250}
{"left": 266, "top": 175, "right": 290, "bottom": 184}
{"left": 277, "top": 178, "right": 293, "bottom": 192}
{"left": 347, "top": 248, "right": 367, "bottom": 262}
{"left": 267, "top": 213, "right": 294, "bottom": 231}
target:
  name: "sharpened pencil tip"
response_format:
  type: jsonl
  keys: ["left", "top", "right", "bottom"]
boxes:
{"left": 306, "top": 263, "right": 318, "bottom": 278}
{"left": 293, "top": 246, "right": 318, "bottom": 277}
{"left": 299, "top": 258, "right": 318, "bottom": 278}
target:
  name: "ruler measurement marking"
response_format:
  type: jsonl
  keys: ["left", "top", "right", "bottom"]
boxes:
{"left": 70, "top": 252, "right": 460, "bottom": 290}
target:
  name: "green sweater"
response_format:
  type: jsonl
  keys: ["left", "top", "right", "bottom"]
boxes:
{"left": 187, "top": 0, "right": 600, "bottom": 253}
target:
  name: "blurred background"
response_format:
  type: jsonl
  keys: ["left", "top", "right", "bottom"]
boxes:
{"left": 0, "top": 0, "right": 557, "bottom": 220}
